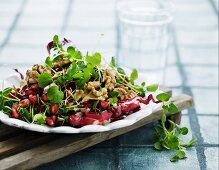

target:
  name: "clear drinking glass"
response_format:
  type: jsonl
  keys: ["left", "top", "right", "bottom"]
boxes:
{"left": 117, "top": 0, "right": 174, "bottom": 85}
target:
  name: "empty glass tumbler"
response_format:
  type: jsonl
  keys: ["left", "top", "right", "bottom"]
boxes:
{"left": 117, "top": 0, "right": 174, "bottom": 85}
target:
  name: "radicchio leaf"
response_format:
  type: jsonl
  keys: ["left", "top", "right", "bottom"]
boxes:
{"left": 46, "top": 38, "right": 72, "bottom": 54}
{"left": 14, "top": 68, "right": 24, "bottom": 80}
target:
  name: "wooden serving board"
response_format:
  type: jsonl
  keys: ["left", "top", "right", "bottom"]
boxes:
{"left": 0, "top": 87, "right": 193, "bottom": 170}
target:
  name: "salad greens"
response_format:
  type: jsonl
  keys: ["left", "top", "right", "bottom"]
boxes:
{"left": 0, "top": 35, "right": 195, "bottom": 162}
{"left": 154, "top": 92, "right": 196, "bottom": 162}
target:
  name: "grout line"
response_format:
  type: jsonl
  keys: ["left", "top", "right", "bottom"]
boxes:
{"left": 172, "top": 28, "right": 207, "bottom": 170}
{"left": 208, "top": 0, "right": 219, "bottom": 15}
{"left": 60, "top": 0, "right": 74, "bottom": 36}
{"left": 0, "top": 0, "right": 27, "bottom": 55}
{"left": 196, "top": 114, "right": 219, "bottom": 117}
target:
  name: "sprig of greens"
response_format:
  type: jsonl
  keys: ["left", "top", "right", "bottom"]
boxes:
{"left": 154, "top": 93, "right": 196, "bottom": 162}
{"left": 47, "top": 86, "right": 64, "bottom": 104}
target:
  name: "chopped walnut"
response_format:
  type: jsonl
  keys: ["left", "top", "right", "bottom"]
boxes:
{"left": 114, "top": 84, "right": 137, "bottom": 100}
{"left": 54, "top": 57, "right": 71, "bottom": 68}
{"left": 74, "top": 81, "right": 108, "bottom": 102}
{"left": 103, "top": 69, "right": 116, "bottom": 91}
{"left": 25, "top": 64, "right": 51, "bottom": 85}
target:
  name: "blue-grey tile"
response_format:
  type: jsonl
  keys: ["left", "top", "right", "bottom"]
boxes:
{"left": 192, "top": 89, "right": 219, "bottom": 114}
{"left": 198, "top": 116, "right": 219, "bottom": 144}
{"left": 37, "top": 148, "right": 116, "bottom": 170}
{"left": 118, "top": 147, "right": 199, "bottom": 170}
{"left": 205, "top": 147, "right": 219, "bottom": 170}
{"left": 119, "top": 123, "right": 157, "bottom": 146}
{"left": 184, "top": 66, "right": 218, "bottom": 87}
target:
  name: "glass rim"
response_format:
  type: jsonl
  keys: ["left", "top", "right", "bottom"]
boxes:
{"left": 117, "top": 0, "right": 175, "bottom": 13}
{"left": 117, "top": 0, "right": 174, "bottom": 26}
{"left": 119, "top": 12, "right": 173, "bottom": 26}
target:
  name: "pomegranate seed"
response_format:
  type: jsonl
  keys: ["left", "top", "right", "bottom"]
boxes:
{"left": 11, "top": 104, "right": 20, "bottom": 119}
{"left": 51, "top": 115, "right": 57, "bottom": 122}
{"left": 82, "top": 117, "right": 103, "bottom": 126}
{"left": 41, "top": 94, "right": 49, "bottom": 102}
{"left": 99, "top": 101, "right": 109, "bottom": 110}
{"left": 29, "top": 94, "right": 38, "bottom": 104}
{"left": 101, "top": 111, "right": 112, "bottom": 121}
{"left": 50, "top": 104, "right": 59, "bottom": 115}
{"left": 19, "top": 99, "right": 30, "bottom": 108}
{"left": 30, "top": 83, "right": 40, "bottom": 91}
{"left": 69, "top": 114, "right": 83, "bottom": 127}
{"left": 46, "top": 117, "right": 55, "bottom": 127}
{"left": 37, "top": 105, "right": 46, "bottom": 113}
{"left": 112, "top": 105, "right": 122, "bottom": 118}
{"left": 25, "top": 89, "right": 36, "bottom": 96}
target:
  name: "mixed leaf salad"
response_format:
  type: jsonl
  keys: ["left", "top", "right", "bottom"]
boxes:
{"left": 0, "top": 35, "right": 195, "bottom": 161}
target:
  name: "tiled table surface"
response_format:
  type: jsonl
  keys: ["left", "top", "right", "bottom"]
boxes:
{"left": 0, "top": 0, "right": 218, "bottom": 169}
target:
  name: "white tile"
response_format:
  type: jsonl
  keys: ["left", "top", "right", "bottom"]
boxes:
{"left": 177, "top": 30, "right": 218, "bottom": 47}
{"left": 0, "top": 0, "right": 23, "bottom": 14}
{"left": 0, "top": 14, "right": 16, "bottom": 30}
{"left": 64, "top": 30, "right": 115, "bottom": 47}
{"left": 205, "top": 147, "right": 219, "bottom": 170}
{"left": 185, "top": 66, "right": 218, "bottom": 87}
{"left": 8, "top": 30, "right": 59, "bottom": 46}
{"left": 192, "top": 88, "right": 219, "bottom": 114}
{"left": 16, "top": 14, "right": 64, "bottom": 28}
{"left": 179, "top": 47, "right": 219, "bottom": 65}
{"left": 164, "top": 65, "right": 182, "bottom": 86}
{"left": 0, "top": 46, "right": 46, "bottom": 65}
{"left": 198, "top": 116, "right": 219, "bottom": 144}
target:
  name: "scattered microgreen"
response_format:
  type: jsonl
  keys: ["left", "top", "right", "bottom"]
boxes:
{"left": 146, "top": 84, "right": 158, "bottom": 92}
{"left": 85, "top": 52, "right": 101, "bottom": 66}
{"left": 65, "top": 62, "right": 77, "bottom": 81}
{"left": 53, "top": 35, "right": 59, "bottom": 46}
{"left": 110, "top": 57, "right": 116, "bottom": 68}
{"left": 45, "top": 56, "right": 54, "bottom": 68}
{"left": 156, "top": 93, "right": 171, "bottom": 102}
{"left": 33, "top": 113, "right": 46, "bottom": 125}
{"left": 108, "top": 91, "right": 119, "bottom": 97}
{"left": 47, "top": 86, "right": 64, "bottom": 104}
{"left": 108, "top": 97, "right": 118, "bottom": 107}
{"left": 130, "top": 69, "right": 138, "bottom": 84}
{"left": 154, "top": 94, "right": 195, "bottom": 162}
{"left": 117, "top": 67, "right": 126, "bottom": 75}
{"left": 37, "top": 72, "right": 53, "bottom": 88}
{"left": 0, "top": 87, "right": 13, "bottom": 110}
{"left": 92, "top": 100, "right": 99, "bottom": 111}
